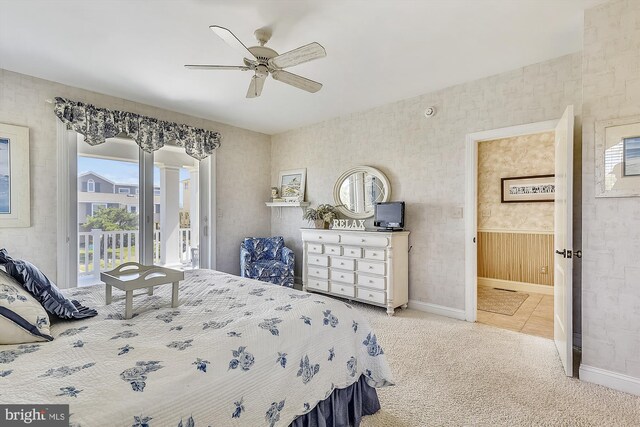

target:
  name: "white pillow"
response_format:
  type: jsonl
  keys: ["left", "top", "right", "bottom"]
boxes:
{"left": 0, "top": 270, "right": 53, "bottom": 344}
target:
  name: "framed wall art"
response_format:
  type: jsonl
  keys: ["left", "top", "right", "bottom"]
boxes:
{"left": 278, "top": 168, "right": 306, "bottom": 202}
{"left": 501, "top": 174, "right": 555, "bottom": 203}
{"left": 0, "top": 123, "right": 30, "bottom": 228}
{"left": 596, "top": 115, "right": 640, "bottom": 198}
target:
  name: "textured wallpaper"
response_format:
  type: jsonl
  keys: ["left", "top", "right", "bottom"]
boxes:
{"left": 0, "top": 69, "right": 271, "bottom": 281}
{"left": 477, "top": 132, "right": 555, "bottom": 232}
{"left": 271, "top": 53, "right": 582, "bottom": 311}
{"left": 581, "top": 0, "right": 640, "bottom": 379}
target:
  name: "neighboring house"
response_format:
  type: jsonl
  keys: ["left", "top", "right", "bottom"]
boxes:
{"left": 78, "top": 171, "right": 162, "bottom": 230}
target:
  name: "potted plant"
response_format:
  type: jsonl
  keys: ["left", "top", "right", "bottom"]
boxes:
{"left": 303, "top": 204, "right": 338, "bottom": 229}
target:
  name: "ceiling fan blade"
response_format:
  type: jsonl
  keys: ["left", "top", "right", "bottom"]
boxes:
{"left": 185, "top": 64, "right": 250, "bottom": 71}
{"left": 210, "top": 25, "right": 256, "bottom": 59}
{"left": 246, "top": 74, "right": 266, "bottom": 98}
{"left": 268, "top": 42, "right": 326, "bottom": 69}
{"left": 272, "top": 70, "right": 322, "bottom": 93}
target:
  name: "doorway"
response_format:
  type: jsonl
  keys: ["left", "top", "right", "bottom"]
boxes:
{"left": 464, "top": 107, "right": 575, "bottom": 377}
{"left": 474, "top": 132, "right": 555, "bottom": 339}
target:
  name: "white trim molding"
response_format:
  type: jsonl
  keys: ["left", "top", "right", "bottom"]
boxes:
{"left": 465, "top": 119, "right": 559, "bottom": 322}
{"left": 579, "top": 364, "right": 640, "bottom": 396}
{"left": 408, "top": 300, "right": 466, "bottom": 321}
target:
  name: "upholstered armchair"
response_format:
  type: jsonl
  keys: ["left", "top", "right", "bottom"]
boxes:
{"left": 240, "top": 236, "right": 294, "bottom": 287}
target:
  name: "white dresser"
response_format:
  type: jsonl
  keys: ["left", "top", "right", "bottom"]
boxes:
{"left": 301, "top": 228, "right": 409, "bottom": 316}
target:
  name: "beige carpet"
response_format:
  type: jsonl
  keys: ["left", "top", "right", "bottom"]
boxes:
{"left": 351, "top": 304, "right": 640, "bottom": 427}
{"left": 477, "top": 287, "right": 529, "bottom": 316}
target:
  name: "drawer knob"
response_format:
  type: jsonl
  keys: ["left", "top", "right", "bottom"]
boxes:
{"left": 369, "top": 266, "right": 374, "bottom": 269}
{"left": 369, "top": 280, "right": 374, "bottom": 283}
{"left": 361, "top": 239, "right": 366, "bottom": 243}
{"left": 319, "top": 236, "right": 323, "bottom": 239}
{"left": 369, "top": 294, "right": 373, "bottom": 297}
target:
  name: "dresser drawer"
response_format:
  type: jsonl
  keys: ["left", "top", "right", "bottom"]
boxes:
{"left": 306, "top": 232, "right": 340, "bottom": 244}
{"left": 342, "top": 246, "right": 363, "bottom": 258}
{"left": 307, "top": 278, "right": 329, "bottom": 292}
{"left": 357, "top": 273, "right": 386, "bottom": 290}
{"left": 364, "top": 248, "right": 386, "bottom": 261}
{"left": 358, "top": 260, "right": 386, "bottom": 276}
{"left": 342, "top": 234, "right": 389, "bottom": 247}
{"left": 330, "top": 269, "right": 355, "bottom": 284}
{"left": 331, "top": 256, "right": 355, "bottom": 271}
{"left": 324, "top": 244, "right": 342, "bottom": 256}
{"left": 308, "top": 266, "right": 329, "bottom": 279}
{"left": 308, "top": 243, "right": 323, "bottom": 254}
{"left": 330, "top": 283, "right": 355, "bottom": 298}
{"left": 308, "top": 254, "right": 329, "bottom": 267}
{"left": 357, "top": 288, "right": 386, "bottom": 305}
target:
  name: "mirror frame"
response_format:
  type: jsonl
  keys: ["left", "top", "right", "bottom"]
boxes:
{"left": 333, "top": 166, "right": 391, "bottom": 219}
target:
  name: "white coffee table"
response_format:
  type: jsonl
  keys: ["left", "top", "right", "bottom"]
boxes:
{"left": 100, "top": 262, "right": 185, "bottom": 319}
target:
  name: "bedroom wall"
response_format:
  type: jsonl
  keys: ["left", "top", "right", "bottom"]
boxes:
{"left": 580, "top": 0, "right": 640, "bottom": 388}
{"left": 271, "top": 53, "right": 583, "bottom": 314}
{"left": 0, "top": 68, "right": 271, "bottom": 282}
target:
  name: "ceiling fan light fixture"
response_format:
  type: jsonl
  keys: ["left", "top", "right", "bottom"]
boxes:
{"left": 187, "top": 25, "right": 326, "bottom": 98}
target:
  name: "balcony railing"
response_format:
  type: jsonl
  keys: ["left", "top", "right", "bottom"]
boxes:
{"left": 79, "top": 228, "right": 193, "bottom": 282}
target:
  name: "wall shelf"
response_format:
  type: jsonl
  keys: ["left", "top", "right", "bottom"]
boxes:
{"left": 266, "top": 201, "right": 309, "bottom": 219}
{"left": 265, "top": 201, "right": 310, "bottom": 208}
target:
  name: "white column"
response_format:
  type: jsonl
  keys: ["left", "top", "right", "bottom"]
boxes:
{"left": 160, "top": 166, "right": 181, "bottom": 266}
{"left": 187, "top": 167, "right": 199, "bottom": 248}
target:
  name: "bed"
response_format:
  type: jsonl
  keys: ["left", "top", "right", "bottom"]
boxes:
{"left": 0, "top": 269, "right": 394, "bottom": 426}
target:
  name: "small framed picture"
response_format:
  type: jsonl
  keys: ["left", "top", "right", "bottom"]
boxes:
{"left": 278, "top": 168, "right": 306, "bottom": 202}
{"left": 0, "top": 123, "right": 30, "bottom": 227}
{"left": 623, "top": 136, "right": 640, "bottom": 177}
{"left": 501, "top": 174, "right": 555, "bottom": 203}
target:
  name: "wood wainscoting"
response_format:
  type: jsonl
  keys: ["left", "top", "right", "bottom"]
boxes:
{"left": 477, "top": 230, "right": 554, "bottom": 291}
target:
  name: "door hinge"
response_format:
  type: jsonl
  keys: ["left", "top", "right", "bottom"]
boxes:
{"left": 575, "top": 250, "right": 582, "bottom": 259}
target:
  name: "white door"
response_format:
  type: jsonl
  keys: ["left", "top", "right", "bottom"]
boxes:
{"left": 554, "top": 105, "right": 574, "bottom": 377}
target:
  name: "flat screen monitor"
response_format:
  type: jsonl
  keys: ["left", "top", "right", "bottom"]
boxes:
{"left": 374, "top": 202, "right": 405, "bottom": 230}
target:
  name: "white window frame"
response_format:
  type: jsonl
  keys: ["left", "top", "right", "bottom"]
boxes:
{"left": 91, "top": 203, "right": 107, "bottom": 216}
{"left": 87, "top": 179, "right": 95, "bottom": 192}
{"left": 118, "top": 187, "right": 130, "bottom": 194}
{"left": 57, "top": 124, "right": 216, "bottom": 288}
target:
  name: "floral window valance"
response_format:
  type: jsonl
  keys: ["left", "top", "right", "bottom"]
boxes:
{"left": 54, "top": 97, "right": 221, "bottom": 160}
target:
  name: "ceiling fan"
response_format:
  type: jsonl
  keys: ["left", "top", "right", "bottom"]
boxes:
{"left": 186, "top": 26, "right": 327, "bottom": 98}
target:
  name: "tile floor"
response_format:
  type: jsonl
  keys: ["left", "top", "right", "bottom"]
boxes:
{"left": 477, "top": 290, "right": 554, "bottom": 339}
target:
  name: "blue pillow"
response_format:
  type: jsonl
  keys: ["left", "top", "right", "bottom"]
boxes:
{"left": 0, "top": 249, "right": 97, "bottom": 320}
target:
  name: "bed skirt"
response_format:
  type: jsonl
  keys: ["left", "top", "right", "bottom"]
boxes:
{"left": 289, "top": 375, "right": 381, "bottom": 427}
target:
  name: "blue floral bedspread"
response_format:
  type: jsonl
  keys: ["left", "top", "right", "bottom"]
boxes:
{"left": 0, "top": 269, "right": 394, "bottom": 426}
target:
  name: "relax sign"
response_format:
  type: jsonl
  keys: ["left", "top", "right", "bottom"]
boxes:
{"left": 332, "top": 219, "right": 365, "bottom": 230}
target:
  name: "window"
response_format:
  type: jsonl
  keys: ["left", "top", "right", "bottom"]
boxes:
{"left": 91, "top": 203, "right": 107, "bottom": 216}
{"left": 154, "top": 188, "right": 161, "bottom": 196}
{"left": 128, "top": 205, "right": 137, "bottom": 213}
{"left": 87, "top": 179, "right": 95, "bottom": 192}
{"left": 184, "top": 181, "right": 189, "bottom": 190}
{"left": 118, "top": 188, "right": 130, "bottom": 194}
{"left": 155, "top": 204, "right": 160, "bottom": 214}
{"left": 135, "top": 188, "right": 139, "bottom": 195}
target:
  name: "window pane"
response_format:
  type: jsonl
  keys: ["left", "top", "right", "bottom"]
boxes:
{"left": 77, "top": 137, "right": 139, "bottom": 286}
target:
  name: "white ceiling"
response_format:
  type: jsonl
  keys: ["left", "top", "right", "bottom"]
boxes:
{"left": 0, "top": 0, "right": 603, "bottom": 135}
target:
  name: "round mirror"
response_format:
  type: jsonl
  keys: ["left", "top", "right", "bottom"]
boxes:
{"left": 333, "top": 166, "right": 391, "bottom": 219}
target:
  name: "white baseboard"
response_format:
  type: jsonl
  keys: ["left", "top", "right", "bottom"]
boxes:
{"left": 408, "top": 299, "right": 466, "bottom": 321}
{"left": 478, "top": 277, "right": 553, "bottom": 295}
{"left": 579, "top": 364, "right": 640, "bottom": 396}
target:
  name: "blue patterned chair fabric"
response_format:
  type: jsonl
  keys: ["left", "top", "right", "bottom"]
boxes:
{"left": 240, "top": 237, "right": 294, "bottom": 287}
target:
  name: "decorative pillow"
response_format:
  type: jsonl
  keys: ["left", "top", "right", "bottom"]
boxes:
{"left": 0, "top": 270, "right": 53, "bottom": 344}
{"left": 0, "top": 249, "right": 97, "bottom": 320}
